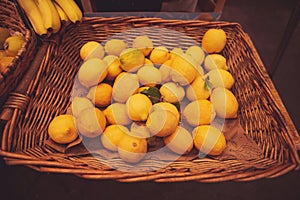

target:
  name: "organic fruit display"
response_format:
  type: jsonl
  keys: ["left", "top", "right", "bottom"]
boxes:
{"left": 48, "top": 28, "right": 239, "bottom": 163}
{"left": 17, "top": 0, "right": 83, "bottom": 37}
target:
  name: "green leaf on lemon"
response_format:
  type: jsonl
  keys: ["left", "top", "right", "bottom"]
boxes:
{"left": 140, "top": 87, "right": 162, "bottom": 104}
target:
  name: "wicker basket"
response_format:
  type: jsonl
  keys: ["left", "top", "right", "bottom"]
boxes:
{"left": 0, "top": 17, "right": 299, "bottom": 182}
{"left": 0, "top": 0, "right": 37, "bottom": 108}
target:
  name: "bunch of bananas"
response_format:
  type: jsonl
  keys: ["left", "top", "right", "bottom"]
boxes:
{"left": 17, "top": 0, "right": 83, "bottom": 36}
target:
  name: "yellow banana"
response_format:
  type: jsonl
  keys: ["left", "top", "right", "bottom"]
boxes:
{"left": 34, "top": 0, "right": 53, "bottom": 31}
{"left": 17, "top": 0, "right": 47, "bottom": 36}
{"left": 54, "top": 0, "right": 82, "bottom": 23}
{"left": 66, "top": 0, "right": 83, "bottom": 20}
{"left": 53, "top": 1, "right": 70, "bottom": 24}
{"left": 46, "top": 0, "right": 61, "bottom": 33}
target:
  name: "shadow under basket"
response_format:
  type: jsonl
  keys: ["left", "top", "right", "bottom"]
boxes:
{"left": 0, "top": 17, "right": 299, "bottom": 182}
{"left": 0, "top": 0, "right": 37, "bottom": 108}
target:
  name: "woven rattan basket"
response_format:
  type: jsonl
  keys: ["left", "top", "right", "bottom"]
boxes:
{"left": 0, "top": 0, "right": 37, "bottom": 107}
{"left": 0, "top": 17, "right": 299, "bottom": 182}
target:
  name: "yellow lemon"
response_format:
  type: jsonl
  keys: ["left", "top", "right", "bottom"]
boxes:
{"left": 204, "top": 54, "right": 228, "bottom": 71}
{"left": 144, "top": 58, "right": 154, "bottom": 67}
{"left": 103, "top": 103, "right": 131, "bottom": 126}
{"left": 118, "top": 134, "right": 147, "bottom": 163}
{"left": 101, "top": 125, "right": 129, "bottom": 151}
{"left": 113, "top": 71, "right": 126, "bottom": 84}
{"left": 4, "top": 35, "right": 24, "bottom": 57}
{"left": 112, "top": 72, "right": 140, "bottom": 103}
{"left": 170, "top": 53, "right": 198, "bottom": 86}
{"left": 164, "top": 126, "right": 193, "bottom": 155}
{"left": 86, "top": 83, "right": 113, "bottom": 107}
{"left": 71, "top": 97, "right": 94, "bottom": 117}
{"left": 146, "top": 108, "right": 179, "bottom": 137}
{"left": 159, "top": 60, "right": 172, "bottom": 83}
{"left": 204, "top": 69, "right": 234, "bottom": 89}
{"left": 132, "top": 35, "right": 153, "bottom": 56}
{"left": 195, "top": 64, "right": 205, "bottom": 78}
{"left": 183, "top": 99, "right": 216, "bottom": 126}
{"left": 78, "top": 58, "right": 108, "bottom": 88}
{"left": 80, "top": 41, "right": 104, "bottom": 60}
{"left": 48, "top": 114, "right": 78, "bottom": 144}
{"left": 103, "top": 55, "right": 122, "bottom": 81}
{"left": 119, "top": 48, "right": 145, "bottom": 72}
{"left": 104, "top": 39, "right": 127, "bottom": 56}
{"left": 202, "top": 28, "right": 227, "bottom": 53}
{"left": 185, "top": 45, "right": 205, "bottom": 65}
{"left": 210, "top": 87, "right": 239, "bottom": 118}
{"left": 130, "top": 122, "right": 151, "bottom": 139}
{"left": 149, "top": 46, "right": 169, "bottom": 64}
{"left": 137, "top": 65, "right": 162, "bottom": 87}
{"left": 159, "top": 82, "right": 185, "bottom": 103}
{"left": 126, "top": 93, "right": 152, "bottom": 121}
{"left": 0, "top": 56, "right": 14, "bottom": 72}
{"left": 192, "top": 125, "right": 226, "bottom": 156}
{"left": 150, "top": 102, "right": 180, "bottom": 122}
{"left": 186, "top": 76, "right": 210, "bottom": 101}
{"left": 169, "top": 47, "right": 184, "bottom": 61}
{"left": 76, "top": 107, "right": 106, "bottom": 138}
{"left": 0, "top": 27, "right": 10, "bottom": 50}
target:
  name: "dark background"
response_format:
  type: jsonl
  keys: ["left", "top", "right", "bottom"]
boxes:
{"left": 1, "top": 0, "right": 300, "bottom": 199}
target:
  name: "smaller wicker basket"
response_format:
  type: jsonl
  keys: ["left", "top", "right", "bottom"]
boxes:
{"left": 0, "top": 0, "right": 37, "bottom": 107}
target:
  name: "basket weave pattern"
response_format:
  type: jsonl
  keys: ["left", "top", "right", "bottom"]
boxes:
{"left": 0, "top": 0, "right": 37, "bottom": 107}
{"left": 0, "top": 17, "right": 299, "bottom": 182}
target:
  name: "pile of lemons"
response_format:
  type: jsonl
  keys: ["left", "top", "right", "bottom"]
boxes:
{"left": 48, "top": 28, "right": 239, "bottom": 163}
{"left": 0, "top": 27, "right": 25, "bottom": 73}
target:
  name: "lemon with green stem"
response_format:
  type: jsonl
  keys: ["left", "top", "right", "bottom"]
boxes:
{"left": 204, "top": 69, "right": 234, "bottom": 89}
{"left": 186, "top": 76, "right": 210, "bottom": 101}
